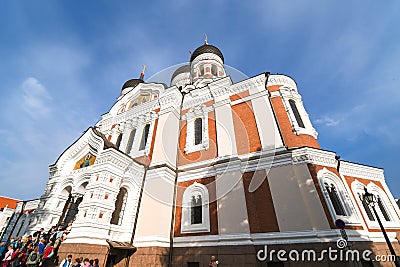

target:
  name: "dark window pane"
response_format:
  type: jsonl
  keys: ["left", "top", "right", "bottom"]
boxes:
{"left": 125, "top": 129, "right": 136, "bottom": 154}
{"left": 194, "top": 118, "right": 203, "bottom": 145}
{"left": 199, "top": 65, "right": 204, "bottom": 76}
{"left": 116, "top": 134, "right": 123, "bottom": 149}
{"left": 111, "top": 188, "right": 128, "bottom": 225}
{"left": 289, "top": 100, "right": 305, "bottom": 128}
{"left": 325, "top": 183, "right": 346, "bottom": 216}
{"left": 139, "top": 124, "right": 150, "bottom": 150}
{"left": 211, "top": 65, "right": 218, "bottom": 76}
{"left": 360, "top": 193, "right": 375, "bottom": 221}
{"left": 191, "top": 195, "right": 202, "bottom": 224}
{"left": 377, "top": 197, "right": 391, "bottom": 221}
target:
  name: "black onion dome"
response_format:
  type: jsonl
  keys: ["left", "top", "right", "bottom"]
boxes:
{"left": 170, "top": 65, "right": 190, "bottom": 83}
{"left": 121, "top": 78, "right": 144, "bottom": 90}
{"left": 190, "top": 44, "right": 224, "bottom": 63}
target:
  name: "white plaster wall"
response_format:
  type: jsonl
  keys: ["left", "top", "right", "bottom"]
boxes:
{"left": 216, "top": 169, "right": 250, "bottom": 234}
{"left": 214, "top": 104, "right": 238, "bottom": 157}
{"left": 249, "top": 84, "right": 284, "bottom": 150}
{"left": 150, "top": 111, "right": 180, "bottom": 168}
{"left": 268, "top": 164, "right": 330, "bottom": 231}
{"left": 133, "top": 167, "right": 176, "bottom": 247}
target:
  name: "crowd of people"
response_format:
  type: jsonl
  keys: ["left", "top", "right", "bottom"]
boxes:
{"left": 0, "top": 223, "right": 95, "bottom": 267}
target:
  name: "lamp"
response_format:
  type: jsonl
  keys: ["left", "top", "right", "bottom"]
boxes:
{"left": 363, "top": 187, "right": 400, "bottom": 267}
{"left": 363, "top": 187, "right": 375, "bottom": 204}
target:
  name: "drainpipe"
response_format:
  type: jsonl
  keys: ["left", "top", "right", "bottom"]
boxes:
{"left": 335, "top": 155, "right": 341, "bottom": 172}
{"left": 264, "top": 72, "right": 286, "bottom": 148}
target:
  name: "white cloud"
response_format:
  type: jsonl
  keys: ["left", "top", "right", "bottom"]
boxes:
{"left": 314, "top": 116, "right": 342, "bottom": 127}
{"left": 21, "top": 77, "right": 52, "bottom": 118}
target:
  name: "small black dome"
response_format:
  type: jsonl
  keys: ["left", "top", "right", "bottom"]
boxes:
{"left": 121, "top": 79, "right": 144, "bottom": 90}
{"left": 190, "top": 44, "right": 224, "bottom": 63}
{"left": 170, "top": 65, "right": 190, "bottom": 83}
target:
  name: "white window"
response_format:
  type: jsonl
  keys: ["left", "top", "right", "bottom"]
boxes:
{"left": 184, "top": 106, "right": 209, "bottom": 154}
{"left": 181, "top": 182, "right": 210, "bottom": 233}
{"left": 324, "top": 182, "right": 346, "bottom": 216}
{"left": 318, "top": 168, "right": 359, "bottom": 224}
{"left": 125, "top": 113, "right": 156, "bottom": 157}
{"left": 289, "top": 99, "right": 305, "bottom": 128}
{"left": 351, "top": 181, "right": 399, "bottom": 228}
{"left": 280, "top": 88, "right": 318, "bottom": 138}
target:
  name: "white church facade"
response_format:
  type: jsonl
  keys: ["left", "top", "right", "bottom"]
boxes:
{"left": 20, "top": 42, "right": 400, "bottom": 267}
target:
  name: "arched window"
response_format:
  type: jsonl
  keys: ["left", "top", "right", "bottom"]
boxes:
{"left": 110, "top": 188, "right": 128, "bottom": 225}
{"left": 199, "top": 65, "right": 205, "bottom": 76}
{"left": 377, "top": 196, "right": 391, "bottom": 221}
{"left": 211, "top": 65, "right": 218, "bottom": 76}
{"left": 289, "top": 99, "right": 305, "bottom": 128}
{"left": 191, "top": 195, "right": 202, "bottom": 224}
{"left": 324, "top": 183, "right": 346, "bottom": 216}
{"left": 352, "top": 182, "right": 400, "bottom": 228}
{"left": 181, "top": 182, "right": 210, "bottom": 233}
{"left": 318, "top": 170, "right": 357, "bottom": 222}
{"left": 139, "top": 124, "right": 150, "bottom": 151}
{"left": 358, "top": 192, "right": 375, "bottom": 221}
{"left": 125, "top": 129, "right": 136, "bottom": 154}
{"left": 116, "top": 134, "right": 123, "bottom": 149}
{"left": 194, "top": 118, "right": 203, "bottom": 145}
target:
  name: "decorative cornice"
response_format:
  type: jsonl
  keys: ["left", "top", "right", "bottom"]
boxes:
{"left": 94, "top": 149, "right": 134, "bottom": 171}
{"left": 340, "top": 161, "right": 384, "bottom": 180}
{"left": 229, "top": 74, "right": 264, "bottom": 97}
{"left": 291, "top": 147, "right": 337, "bottom": 168}
{"left": 182, "top": 87, "right": 213, "bottom": 110}
{"left": 267, "top": 74, "right": 297, "bottom": 91}
{"left": 158, "top": 88, "right": 182, "bottom": 108}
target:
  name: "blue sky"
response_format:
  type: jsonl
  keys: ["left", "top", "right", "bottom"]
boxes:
{"left": 0, "top": 1, "right": 399, "bottom": 200}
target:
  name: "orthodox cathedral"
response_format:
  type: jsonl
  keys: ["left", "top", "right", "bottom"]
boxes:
{"left": 17, "top": 41, "right": 400, "bottom": 266}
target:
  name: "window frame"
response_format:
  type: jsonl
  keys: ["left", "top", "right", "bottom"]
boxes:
{"left": 280, "top": 88, "right": 318, "bottom": 138}
{"left": 317, "top": 168, "right": 359, "bottom": 225}
{"left": 184, "top": 106, "right": 209, "bottom": 154}
{"left": 194, "top": 117, "right": 203, "bottom": 146}
{"left": 351, "top": 181, "right": 399, "bottom": 228}
{"left": 288, "top": 99, "right": 305, "bottom": 128}
{"left": 324, "top": 182, "right": 347, "bottom": 216}
{"left": 181, "top": 182, "right": 210, "bottom": 233}
{"left": 139, "top": 124, "right": 150, "bottom": 151}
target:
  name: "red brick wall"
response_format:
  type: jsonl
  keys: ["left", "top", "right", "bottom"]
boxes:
{"left": 178, "top": 111, "right": 218, "bottom": 166}
{"left": 58, "top": 243, "right": 109, "bottom": 267}
{"left": 268, "top": 85, "right": 320, "bottom": 149}
{"left": 174, "top": 177, "right": 219, "bottom": 237}
{"left": 231, "top": 101, "right": 262, "bottom": 154}
{"left": 242, "top": 171, "right": 280, "bottom": 233}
